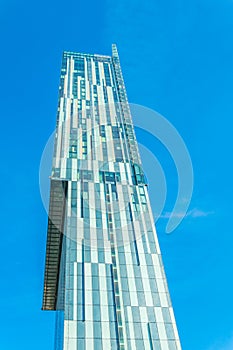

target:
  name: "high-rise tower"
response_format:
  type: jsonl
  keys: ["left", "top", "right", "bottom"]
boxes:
{"left": 42, "top": 45, "right": 182, "bottom": 350}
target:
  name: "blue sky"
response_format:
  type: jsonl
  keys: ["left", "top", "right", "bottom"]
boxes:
{"left": 0, "top": 0, "right": 233, "bottom": 349}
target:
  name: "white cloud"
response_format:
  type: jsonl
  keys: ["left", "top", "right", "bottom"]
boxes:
{"left": 159, "top": 207, "right": 214, "bottom": 219}
{"left": 208, "top": 336, "right": 233, "bottom": 350}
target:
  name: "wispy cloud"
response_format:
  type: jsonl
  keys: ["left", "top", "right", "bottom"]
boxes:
{"left": 207, "top": 336, "right": 233, "bottom": 350}
{"left": 159, "top": 207, "right": 214, "bottom": 219}
{"left": 187, "top": 208, "right": 215, "bottom": 218}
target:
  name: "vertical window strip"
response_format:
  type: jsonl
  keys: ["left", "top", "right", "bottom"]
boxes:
{"left": 95, "top": 61, "right": 100, "bottom": 85}
{"left": 133, "top": 232, "right": 140, "bottom": 266}
{"left": 81, "top": 239, "right": 85, "bottom": 322}
{"left": 90, "top": 135, "right": 94, "bottom": 160}
{"left": 80, "top": 191, "right": 84, "bottom": 218}
{"left": 110, "top": 264, "right": 120, "bottom": 350}
{"left": 86, "top": 58, "right": 92, "bottom": 84}
{"left": 103, "top": 62, "right": 111, "bottom": 86}
{"left": 105, "top": 185, "right": 125, "bottom": 350}
{"left": 147, "top": 323, "right": 154, "bottom": 350}
{"left": 67, "top": 57, "right": 71, "bottom": 98}
{"left": 128, "top": 203, "right": 140, "bottom": 266}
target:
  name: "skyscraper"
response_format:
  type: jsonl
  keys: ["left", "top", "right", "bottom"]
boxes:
{"left": 42, "top": 45, "right": 182, "bottom": 350}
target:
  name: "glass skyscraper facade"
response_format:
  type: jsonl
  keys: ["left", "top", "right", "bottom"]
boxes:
{"left": 42, "top": 45, "right": 182, "bottom": 350}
